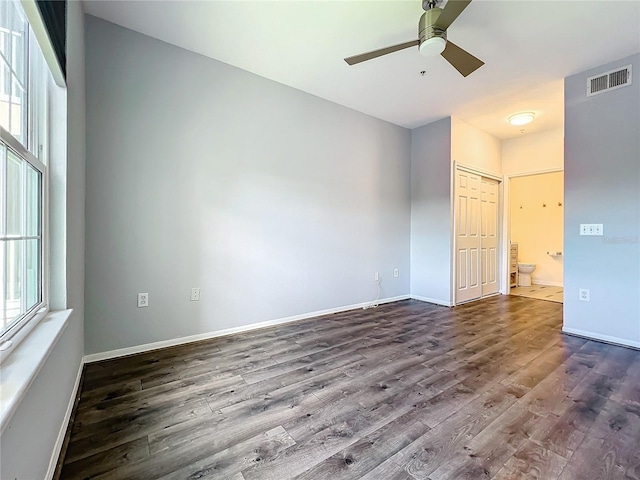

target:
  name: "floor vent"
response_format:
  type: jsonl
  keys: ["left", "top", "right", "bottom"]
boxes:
{"left": 587, "top": 64, "right": 632, "bottom": 97}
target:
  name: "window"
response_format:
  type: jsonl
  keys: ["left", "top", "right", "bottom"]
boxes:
{"left": 0, "top": 0, "right": 48, "bottom": 344}
{"left": 0, "top": 0, "right": 28, "bottom": 146}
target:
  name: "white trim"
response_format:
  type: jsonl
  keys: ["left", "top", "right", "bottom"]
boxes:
{"left": 410, "top": 295, "right": 452, "bottom": 307}
{"left": 0, "top": 126, "right": 46, "bottom": 173}
{"left": 562, "top": 327, "right": 640, "bottom": 350}
{"left": 45, "top": 358, "right": 83, "bottom": 480}
{"left": 501, "top": 177, "right": 512, "bottom": 295}
{"left": 502, "top": 168, "right": 565, "bottom": 297}
{"left": 532, "top": 280, "right": 563, "bottom": 287}
{"left": 505, "top": 167, "right": 564, "bottom": 179}
{"left": 0, "top": 309, "right": 72, "bottom": 433}
{"left": 449, "top": 160, "right": 456, "bottom": 306}
{"left": 85, "top": 295, "right": 411, "bottom": 363}
{"left": 498, "top": 180, "right": 508, "bottom": 295}
{"left": 455, "top": 162, "right": 503, "bottom": 182}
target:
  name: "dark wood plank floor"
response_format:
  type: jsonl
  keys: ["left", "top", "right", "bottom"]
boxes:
{"left": 58, "top": 296, "right": 640, "bottom": 480}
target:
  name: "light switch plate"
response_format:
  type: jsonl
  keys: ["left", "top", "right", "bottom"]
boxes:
{"left": 579, "top": 224, "right": 603, "bottom": 236}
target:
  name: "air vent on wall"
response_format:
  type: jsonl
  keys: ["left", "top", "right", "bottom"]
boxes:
{"left": 587, "top": 64, "right": 632, "bottom": 97}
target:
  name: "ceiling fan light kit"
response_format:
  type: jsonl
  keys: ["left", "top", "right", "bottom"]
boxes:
{"left": 418, "top": 8, "right": 447, "bottom": 56}
{"left": 344, "top": 0, "right": 484, "bottom": 77}
{"left": 508, "top": 112, "right": 535, "bottom": 126}
{"left": 419, "top": 36, "right": 447, "bottom": 56}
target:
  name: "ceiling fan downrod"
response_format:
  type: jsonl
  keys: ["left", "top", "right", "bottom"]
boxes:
{"left": 422, "top": 0, "right": 440, "bottom": 11}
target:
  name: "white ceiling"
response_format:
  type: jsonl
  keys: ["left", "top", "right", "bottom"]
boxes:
{"left": 83, "top": 0, "right": 640, "bottom": 139}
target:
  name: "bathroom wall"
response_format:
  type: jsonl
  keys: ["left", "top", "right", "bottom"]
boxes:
{"left": 510, "top": 172, "right": 564, "bottom": 286}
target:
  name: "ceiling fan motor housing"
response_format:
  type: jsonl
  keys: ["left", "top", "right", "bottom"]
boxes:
{"left": 419, "top": 8, "right": 447, "bottom": 56}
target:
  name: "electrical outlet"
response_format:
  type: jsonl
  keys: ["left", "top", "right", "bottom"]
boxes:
{"left": 579, "top": 288, "right": 590, "bottom": 301}
{"left": 137, "top": 292, "right": 149, "bottom": 308}
{"left": 393, "top": 268, "right": 399, "bottom": 278}
{"left": 191, "top": 288, "right": 200, "bottom": 301}
{"left": 375, "top": 272, "right": 379, "bottom": 281}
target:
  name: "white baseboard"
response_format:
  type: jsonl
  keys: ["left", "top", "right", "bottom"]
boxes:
{"left": 84, "top": 295, "right": 411, "bottom": 363}
{"left": 562, "top": 327, "right": 640, "bottom": 350}
{"left": 410, "top": 295, "right": 452, "bottom": 307}
{"left": 46, "top": 358, "right": 84, "bottom": 480}
{"left": 533, "top": 280, "right": 563, "bottom": 287}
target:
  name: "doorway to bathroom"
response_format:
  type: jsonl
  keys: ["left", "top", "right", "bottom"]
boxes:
{"left": 507, "top": 170, "right": 564, "bottom": 303}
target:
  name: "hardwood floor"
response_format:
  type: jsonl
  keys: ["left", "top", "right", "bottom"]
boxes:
{"left": 58, "top": 296, "right": 640, "bottom": 480}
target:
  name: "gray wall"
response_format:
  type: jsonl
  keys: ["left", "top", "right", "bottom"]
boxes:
{"left": 410, "top": 118, "right": 452, "bottom": 305}
{"left": 84, "top": 16, "right": 411, "bottom": 354}
{"left": 0, "top": 2, "right": 86, "bottom": 478}
{"left": 66, "top": 6, "right": 87, "bottom": 339}
{"left": 564, "top": 53, "right": 640, "bottom": 346}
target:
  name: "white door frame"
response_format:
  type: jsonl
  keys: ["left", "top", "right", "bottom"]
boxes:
{"left": 451, "top": 162, "right": 503, "bottom": 307}
{"left": 501, "top": 167, "right": 564, "bottom": 295}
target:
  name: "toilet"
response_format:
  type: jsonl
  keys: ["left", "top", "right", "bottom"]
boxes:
{"left": 518, "top": 263, "right": 536, "bottom": 287}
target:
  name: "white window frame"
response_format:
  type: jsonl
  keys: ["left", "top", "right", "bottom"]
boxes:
{"left": 0, "top": 127, "right": 49, "bottom": 361}
{"left": 0, "top": 0, "right": 49, "bottom": 362}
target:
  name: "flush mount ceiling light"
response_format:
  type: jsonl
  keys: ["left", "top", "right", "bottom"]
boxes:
{"left": 508, "top": 112, "right": 535, "bottom": 126}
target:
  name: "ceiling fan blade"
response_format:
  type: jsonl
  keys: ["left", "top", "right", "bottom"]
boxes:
{"left": 434, "top": 0, "right": 472, "bottom": 30}
{"left": 344, "top": 39, "right": 419, "bottom": 65}
{"left": 441, "top": 40, "right": 484, "bottom": 77}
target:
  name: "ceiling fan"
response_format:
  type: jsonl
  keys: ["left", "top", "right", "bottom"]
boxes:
{"left": 344, "top": 0, "right": 484, "bottom": 77}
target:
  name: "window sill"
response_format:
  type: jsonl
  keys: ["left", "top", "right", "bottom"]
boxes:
{"left": 0, "top": 309, "right": 72, "bottom": 434}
